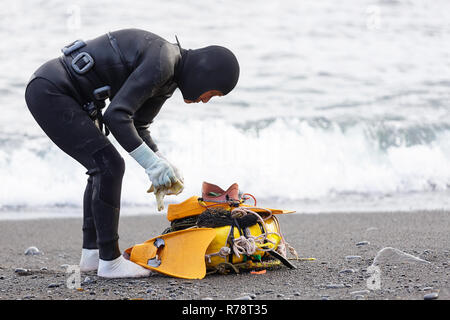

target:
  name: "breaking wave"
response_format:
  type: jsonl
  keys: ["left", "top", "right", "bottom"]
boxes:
{"left": 2, "top": 115, "right": 450, "bottom": 212}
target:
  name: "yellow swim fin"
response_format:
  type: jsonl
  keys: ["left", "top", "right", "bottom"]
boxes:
{"left": 124, "top": 228, "right": 216, "bottom": 279}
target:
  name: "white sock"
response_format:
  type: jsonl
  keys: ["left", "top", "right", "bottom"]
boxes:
{"left": 97, "top": 255, "right": 152, "bottom": 278}
{"left": 79, "top": 249, "right": 99, "bottom": 272}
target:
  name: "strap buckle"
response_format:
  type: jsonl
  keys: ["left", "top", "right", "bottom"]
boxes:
{"left": 61, "top": 39, "right": 86, "bottom": 56}
{"left": 71, "top": 52, "right": 94, "bottom": 74}
{"left": 93, "top": 85, "right": 111, "bottom": 101}
{"left": 82, "top": 101, "right": 98, "bottom": 119}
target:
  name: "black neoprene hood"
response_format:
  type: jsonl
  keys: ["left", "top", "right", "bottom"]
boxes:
{"left": 175, "top": 45, "right": 240, "bottom": 101}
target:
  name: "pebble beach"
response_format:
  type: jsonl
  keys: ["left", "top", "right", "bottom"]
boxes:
{"left": 0, "top": 210, "right": 448, "bottom": 300}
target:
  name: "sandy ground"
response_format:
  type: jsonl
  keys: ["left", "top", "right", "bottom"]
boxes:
{"left": 0, "top": 210, "right": 449, "bottom": 300}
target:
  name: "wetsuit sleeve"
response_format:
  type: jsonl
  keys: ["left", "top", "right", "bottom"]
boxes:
{"left": 133, "top": 96, "right": 166, "bottom": 152}
{"left": 103, "top": 41, "right": 168, "bottom": 153}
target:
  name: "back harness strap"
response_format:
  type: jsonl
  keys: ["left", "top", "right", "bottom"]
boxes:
{"left": 60, "top": 33, "right": 127, "bottom": 136}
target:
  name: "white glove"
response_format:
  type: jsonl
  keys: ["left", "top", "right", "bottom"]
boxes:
{"left": 129, "top": 143, "right": 177, "bottom": 188}
{"left": 156, "top": 151, "right": 184, "bottom": 184}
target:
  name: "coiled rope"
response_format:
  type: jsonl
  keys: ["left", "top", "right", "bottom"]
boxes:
{"left": 205, "top": 207, "right": 298, "bottom": 263}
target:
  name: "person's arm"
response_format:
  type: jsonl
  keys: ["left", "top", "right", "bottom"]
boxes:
{"left": 103, "top": 39, "right": 167, "bottom": 153}
{"left": 133, "top": 96, "right": 184, "bottom": 185}
{"left": 132, "top": 95, "right": 167, "bottom": 153}
{"left": 103, "top": 39, "right": 176, "bottom": 189}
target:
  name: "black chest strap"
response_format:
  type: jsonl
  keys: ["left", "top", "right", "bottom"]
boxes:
{"left": 60, "top": 39, "right": 112, "bottom": 135}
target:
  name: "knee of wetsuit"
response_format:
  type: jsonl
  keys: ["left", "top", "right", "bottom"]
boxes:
{"left": 90, "top": 144, "right": 125, "bottom": 208}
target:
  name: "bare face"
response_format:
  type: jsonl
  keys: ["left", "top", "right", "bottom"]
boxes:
{"left": 184, "top": 90, "right": 224, "bottom": 104}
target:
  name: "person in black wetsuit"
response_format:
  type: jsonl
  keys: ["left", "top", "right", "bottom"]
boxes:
{"left": 24, "top": 28, "right": 240, "bottom": 278}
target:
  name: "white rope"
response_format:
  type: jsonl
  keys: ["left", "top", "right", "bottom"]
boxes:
{"left": 205, "top": 246, "right": 231, "bottom": 263}
{"left": 232, "top": 235, "right": 257, "bottom": 258}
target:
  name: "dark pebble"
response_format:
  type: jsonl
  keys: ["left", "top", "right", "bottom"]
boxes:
{"left": 345, "top": 255, "right": 362, "bottom": 261}
{"left": 82, "top": 276, "right": 95, "bottom": 285}
{"left": 48, "top": 283, "right": 59, "bottom": 288}
{"left": 326, "top": 283, "right": 345, "bottom": 289}
{"left": 423, "top": 292, "right": 439, "bottom": 300}
{"left": 339, "top": 268, "right": 356, "bottom": 274}
{"left": 14, "top": 268, "right": 31, "bottom": 276}
{"left": 356, "top": 241, "right": 370, "bottom": 246}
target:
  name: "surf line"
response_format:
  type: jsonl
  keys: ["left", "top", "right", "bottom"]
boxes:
{"left": 182, "top": 304, "right": 216, "bottom": 317}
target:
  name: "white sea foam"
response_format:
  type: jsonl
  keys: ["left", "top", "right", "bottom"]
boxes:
{"left": 2, "top": 116, "right": 450, "bottom": 213}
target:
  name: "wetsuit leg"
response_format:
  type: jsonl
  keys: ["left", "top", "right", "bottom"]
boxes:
{"left": 25, "top": 76, "right": 124, "bottom": 261}
{"left": 82, "top": 175, "right": 97, "bottom": 250}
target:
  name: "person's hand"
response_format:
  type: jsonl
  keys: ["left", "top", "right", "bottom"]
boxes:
{"left": 129, "top": 143, "right": 177, "bottom": 189}
{"left": 170, "top": 163, "right": 184, "bottom": 184}
{"left": 148, "top": 152, "right": 184, "bottom": 211}
{"left": 129, "top": 143, "right": 183, "bottom": 211}
{"left": 156, "top": 151, "right": 184, "bottom": 189}
{"left": 145, "top": 158, "right": 177, "bottom": 189}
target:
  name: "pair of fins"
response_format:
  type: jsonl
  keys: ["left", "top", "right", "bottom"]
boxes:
{"left": 131, "top": 182, "right": 296, "bottom": 279}
{"left": 124, "top": 228, "right": 216, "bottom": 279}
{"left": 124, "top": 227, "right": 296, "bottom": 279}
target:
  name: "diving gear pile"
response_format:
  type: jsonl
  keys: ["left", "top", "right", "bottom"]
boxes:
{"left": 124, "top": 182, "right": 298, "bottom": 279}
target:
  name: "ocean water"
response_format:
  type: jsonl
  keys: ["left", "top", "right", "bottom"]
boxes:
{"left": 1, "top": 0, "right": 450, "bottom": 218}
